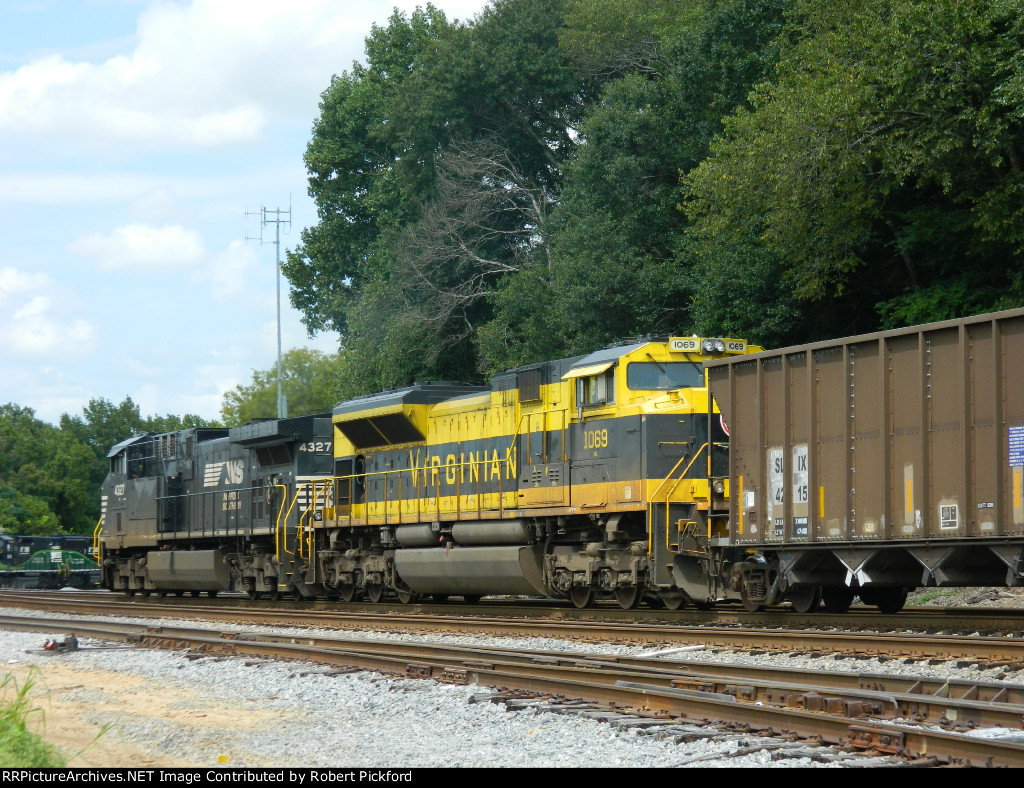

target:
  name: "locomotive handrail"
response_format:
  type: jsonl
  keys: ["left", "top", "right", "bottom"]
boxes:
{"left": 272, "top": 483, "right": 290, "bottom": 561}
{"left": 268, "top": 432, "right": 526, "bottom": 540}
{"left": 297, "top": 480, "right": 333, "bottom": 560}
{"left": 646, "top": 442, "right": 709, "bottom": 556}
{"left": 515, "top": 407, "right": 569, "bottom": 465}
{"left": 277, "top": 482, "right": 320, "bottom": 559}
{"left": 92, "top": 517, "right": 103, "bottom": 566}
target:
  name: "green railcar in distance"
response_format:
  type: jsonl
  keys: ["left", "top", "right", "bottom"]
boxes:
{"left": 0, "top": 534, "right": 100, "bottom": 589}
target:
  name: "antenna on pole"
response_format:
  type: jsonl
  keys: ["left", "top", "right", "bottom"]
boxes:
{"left": 245, "top": 200, "right": 292, "bottom": 419}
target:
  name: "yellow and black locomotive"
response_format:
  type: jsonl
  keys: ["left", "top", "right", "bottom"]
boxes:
{"left": 99, "top": 336, "right": 759, "bottom": 608}
{"left": 316, "top": 336, "right": 758, "bottom": 608}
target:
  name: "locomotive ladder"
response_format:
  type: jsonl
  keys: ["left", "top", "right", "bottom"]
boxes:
{"left": 647, "top": 442, "right": 709, "bottom": 558}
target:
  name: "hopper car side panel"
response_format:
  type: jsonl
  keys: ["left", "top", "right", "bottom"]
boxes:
{"left": 705, "top": 307, "right": 1024, "bottom": 611}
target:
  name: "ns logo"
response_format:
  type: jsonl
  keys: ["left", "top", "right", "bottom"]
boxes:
{"left": 204, "top": 460, "right": 245, "bottom": 487}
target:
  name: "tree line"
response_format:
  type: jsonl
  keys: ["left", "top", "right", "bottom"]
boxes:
{"left": 284, "top": 0, "right": 1024, "bottom": 397}
{"left": 0, "top": 349, "right": 342, "bottom": 535}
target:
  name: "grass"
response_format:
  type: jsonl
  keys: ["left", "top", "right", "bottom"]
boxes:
{"left": 906, "top": 589, "right": 948, "bottom": 605}
{"left": 0, "top": 671, "right": 65, "bottom": 767}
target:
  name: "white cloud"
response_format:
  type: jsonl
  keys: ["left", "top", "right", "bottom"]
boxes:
{"left": 0, "top": 1, "right": 488, "bottom": 152}
{"left": 0, "top": 171, "right": 184, "bottom": 205}
{"left": 129, "top": 185, "right": 195, "bottom": 223}
{"left": 197, "top": 239, "right": 259, "bottom": 299}
{"left": 0, "top": 267, "right": 98, "bottom": 361}
{"left": 0, "top": 269, "right": 98, "bottom": 362}
{"left": 10, "top": 296, "right": 98, "bottom": 356}
{"left": 0, "top": 266, "right": 51, "bottom": 302}
{"left": 0, "top": 366, "right": 94, "bottom": 425}
{"left": 67, "top": 223, "right": 207, "bottom": 270}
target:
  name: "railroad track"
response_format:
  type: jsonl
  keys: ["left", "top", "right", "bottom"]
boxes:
{"left": 8, "top": 589, "right": 1024, "bottom": 633}
{"left": 3, "top": 611, "right": 1023, "bottom": 766}
{"left": 3, "top": 591, "right": 1024, "bottom": 662}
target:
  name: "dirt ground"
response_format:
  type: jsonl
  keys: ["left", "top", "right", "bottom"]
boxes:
{"left": 4, "top": 656, "right": 276, "bottom": 768}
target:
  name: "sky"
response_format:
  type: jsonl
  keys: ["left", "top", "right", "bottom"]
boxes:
{"left": 0, "top": 0, "right": 489, "bottom": 425}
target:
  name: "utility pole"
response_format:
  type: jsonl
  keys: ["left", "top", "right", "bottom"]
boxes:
{"left": 246, "top": 202, "right": 292, "bottom": 419}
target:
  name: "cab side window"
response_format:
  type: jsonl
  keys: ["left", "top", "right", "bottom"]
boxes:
{"left": 578, "top": 369, "right": 615, "bottom": 407}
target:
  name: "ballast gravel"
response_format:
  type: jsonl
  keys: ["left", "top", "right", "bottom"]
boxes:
{"left": 2, "top": 606, "right": 1012, "bottom": 768}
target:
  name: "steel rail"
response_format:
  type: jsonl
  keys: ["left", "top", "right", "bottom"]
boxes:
{"left": 10, "top": 611, "right": 1024, "bottom": 709}
{"left": 158, "top": 624, "right": 1024, "bottom": 731}
{"left": 4, "top": 593, "right": 1024, "bottom": 662}
{"left": 6, "top": 589, "right": 1024, "bottom": 633}
{"left": 2, "top": 613, "right": 1022, "bottom": 766}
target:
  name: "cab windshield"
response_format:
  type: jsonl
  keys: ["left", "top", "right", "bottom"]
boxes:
{"left": 626, "top": 361, "right": 704, "bottom": 391}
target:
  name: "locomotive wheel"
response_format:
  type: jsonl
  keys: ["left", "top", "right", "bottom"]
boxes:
{"left": 463, "top": 595, "right": 481, "bottom": 605}
{"left": 339, "top": 583, "right": 359, "bottom": 603}
{"left": 614, "top": 586, "right": 643, "bottom": 610}
{"left": 820, "top": 586, "right": 854, "bottom": 613}
{"left": 208, "top": 590, "right": 218, "bottom": 599}
{"left": 141, "top": 589, "right": 152, "bottom": 598}
{"left": 266, "top": 585, "right": 281, "bottom": 602}
{"left": 157, "top": 589, "right": 168, "bottom": 598}
{"left": 175, "top": 590, "right": 184, "bottom": 597}
{"left": 788, "top": 586, "right": 821, "bottom": 614}
{"left": 125, "top": 588, "right": 137, "bottom": 597}
{"left": 569, "top": 587, "right": 595, "bottom": 609}
{"left": 740, "top": 585, "right": 763, "bottom": 613}
{"left": 432, "top": 594, "right": 450, "bottom": 603}
{"left": 365, "top": 582, "right": 385, "bottom": 603}
{"left": 190, "top": 590, "right": 200, "bottom": 598}
{"left": 658, "top": 592, "right": 686, "bottom": 611}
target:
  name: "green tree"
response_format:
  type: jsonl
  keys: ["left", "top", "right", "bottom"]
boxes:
{"left": 60, "top": 397, "right": 212, "bottom": 459}
{"left": 219, "top": 348, "right": 343, "bottom": 427}
{"left": 0, "top": 400, "right": 216, "bottom": 535}
{"left": 285, "top": 0, "right": 595, "bottom": 390}
{"left": 685, "top": 0, "right": 1024, "bottom": 337}
{"left": 0, "top": 406, "right": 68, "bottom": 534}
{"left": 0, "top": 485, "right": 60, "bottom": 536}
{"left": 479, "top": 0, "right": 791, "bottom": 368}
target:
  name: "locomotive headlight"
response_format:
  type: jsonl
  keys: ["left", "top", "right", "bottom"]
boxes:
{"left": 701, "top": 338, "right": 727, "bottom": 355}
{"left": 713, "top": 480, "right": 726, "bottom": 495}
